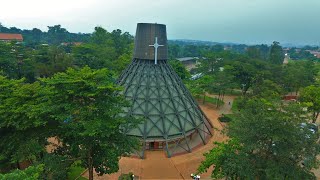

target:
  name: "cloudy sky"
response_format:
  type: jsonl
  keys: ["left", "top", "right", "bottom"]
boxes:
{"left": 1, "top": 0, "right": 319, "bottom": 45}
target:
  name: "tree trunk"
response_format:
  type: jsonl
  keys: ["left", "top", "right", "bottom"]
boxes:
{"left": 221, "top": 91, "right": 225, "bottom": 108}
{"left": 313, "top": 112, "right": 320, "bottom": 123}
{"left": 88, "top": 166, "right": 94, "bottom": 180}
{"left": 222, "top": 92, "right": 225, "bottom": 102}
{"left": 88, "top": 151, "right": 94, "bottom": 180}
{"left": 216, "top": 92, "right": 220, "bottom": 108}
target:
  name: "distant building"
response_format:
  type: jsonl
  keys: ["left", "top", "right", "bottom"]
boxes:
{"left": 307, "top": 50, "right": 320, "bottom": 58}
{"left": 0, "top": 33, "right": 23, "bottom": 42}
{"left": 176, "top": 57, "right": 199, "bottom": 71}
{"left": 283, "top": 48, "right": 290, "bottom": 54}
{"left": 283, "top": 95, "right": 298, "bottom": 101}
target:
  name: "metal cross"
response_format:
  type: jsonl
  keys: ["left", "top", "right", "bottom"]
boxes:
{"left": 149, "top": 37, "right": 164, "bottom": 64}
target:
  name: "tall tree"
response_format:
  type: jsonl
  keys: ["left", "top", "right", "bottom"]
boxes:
{"left": 300, "top": 85, "right": 320, "bottom": 123}
{"left": 41, "top": 67, "right": 140, "bottom": 180}
{"left": 34, "top": 46, "right": 73, "bottom": 78}
{"left": 281, "top": 61, "right": 316, "bottom": 94}
{"left": 111, "top": 29, "right": 133, "bottom": 58}
{"left": 0, "top": 76, "right": 51, "bottom": 169}
{"left": 226, "top": 60, "right": 257, "bottom": 95}
{"left": 47, "top": 25, "right": 69, "bottom": 45}
{"left": 190, "top": 75, "right": 215, "bottom": 104}
{"left": 198, "top": 99, "right": 320, "bottom": 179}
{"left": 246, "top": 46, "right": 261, "bottom": 59}
{"left": 168, "top": 44, "right": 182, "bottom": 58}
{"left": 0, "top": 42, "right": 17, "bottom": 78}
{"left": 91, "top": 26, "right": 110, "bottom": 45}
{"left": 198, "top": 51, "right": 224, "bottom": 75}
{"left": 169, "top": 59, "right": 191, "bottom": 80}
{"left": 251, "top": 79, "right": 283, "bottom": 99}
{"left": 258, "top": 44, "right": 270, "bottom": 60}
{"left": 269, "top": 41, "right": 284, "bottom": 64}
{"left": 212, "top": 68, "right": 237, "bottom": 104}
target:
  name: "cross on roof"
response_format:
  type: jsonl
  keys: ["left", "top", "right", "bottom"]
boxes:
{"left": 149, "top": 37, "right": 164, "bottom": 65}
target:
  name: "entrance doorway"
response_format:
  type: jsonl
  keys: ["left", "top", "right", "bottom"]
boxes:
{"left": 150, "top": 142, "right": 155, "bottom": 149}
{"left": 149, "top": 142, "right": 162, "bottom": 150}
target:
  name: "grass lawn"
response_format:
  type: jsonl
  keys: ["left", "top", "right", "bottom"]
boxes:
{"left": 224, "top": 89, "right": 243, "bottom": 96}
{"left": 67, "top": 161, "right": 87, "bottom": 180}
{"left": 231, "top": 99, "right": 239, "bottom": 112}
{"left": 204, "top": 96, "right": 224, "bottom": 106}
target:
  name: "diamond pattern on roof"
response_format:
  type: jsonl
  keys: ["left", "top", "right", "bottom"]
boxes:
{"left": 118, "top": 59, "right": 211, "bottom": 141}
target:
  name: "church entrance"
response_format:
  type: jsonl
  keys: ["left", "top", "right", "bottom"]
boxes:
{"left": 150, "top": 142, "right": 155, "bottom": 149}
{"left": 149, "top": 142, "right": 162, "bottom": 150}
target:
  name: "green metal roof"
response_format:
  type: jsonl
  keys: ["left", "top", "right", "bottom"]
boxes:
{"left": 118, "top": 59, "right": 212, "bottom": 141}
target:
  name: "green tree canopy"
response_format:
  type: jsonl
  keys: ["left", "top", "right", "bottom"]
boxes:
{"left": 40, "top": 67, "right": 140, "bottom": 180}
{"left": 0, "top": 76, "right": 51, "bottom": 167}
{"left": 0, "top": 164, "right": 44, "bottom": 180}
{"left": 169, "top": 59, "right": 191, "bottom": 80}
{"left": 47, "top": 25, "right": 69, "bottom": 45}
{"left": 269, "top": 41, "right": 284, "bottom": 65}
{"left": 198, "top": 99, "right": 320, "bottom": 179}
{"left": 281, "top": 61, "right": 316, "bottom": 94}
{"left": 300, "top": 85, "right": 320, "bottom": 122}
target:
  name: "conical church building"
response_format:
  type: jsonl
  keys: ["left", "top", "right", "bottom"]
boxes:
{"left": 118, "top": 23, "right": 213, "bottom": 158}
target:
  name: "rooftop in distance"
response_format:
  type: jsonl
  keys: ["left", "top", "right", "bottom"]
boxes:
{"left": 0, "top": 33, "right": 23, "bottom": 41}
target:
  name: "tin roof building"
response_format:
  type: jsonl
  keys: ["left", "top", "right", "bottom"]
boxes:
{"left": 0, "top": 33, "right": 23, "bottom": 42}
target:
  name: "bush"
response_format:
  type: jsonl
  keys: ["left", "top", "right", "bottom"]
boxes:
{"left": 118, "top": 172, "right": 134, "bottom": 180}
{"left": 218, "top": 114, "right": 233, "bottom": 122}
{"left": 0, "top": 164, "right": 44, "bottom": 180}
{"left": 231, "top": 96, "right": 246, "bottom": 111}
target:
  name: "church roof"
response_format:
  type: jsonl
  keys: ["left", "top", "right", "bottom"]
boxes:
{"left": 118, "top": 59, "right": 211, "bottom": 140}
{"left": 117, "top": 23, "right": 212, "bottom": 157}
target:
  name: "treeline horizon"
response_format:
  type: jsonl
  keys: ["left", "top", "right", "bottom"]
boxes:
{"left": 1, "top": 23, "right": 319, "bottom": 50}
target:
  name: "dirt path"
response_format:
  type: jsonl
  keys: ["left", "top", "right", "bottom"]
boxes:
{"left": 205, "top": 94, "right": 237, "bottom": 115}
{"left": 83, "top": 104, "right": 226, "bottom": 180}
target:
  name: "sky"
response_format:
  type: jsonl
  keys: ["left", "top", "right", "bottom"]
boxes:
{"left": 1, "top": 0, "right": 319, "bottom": 45}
